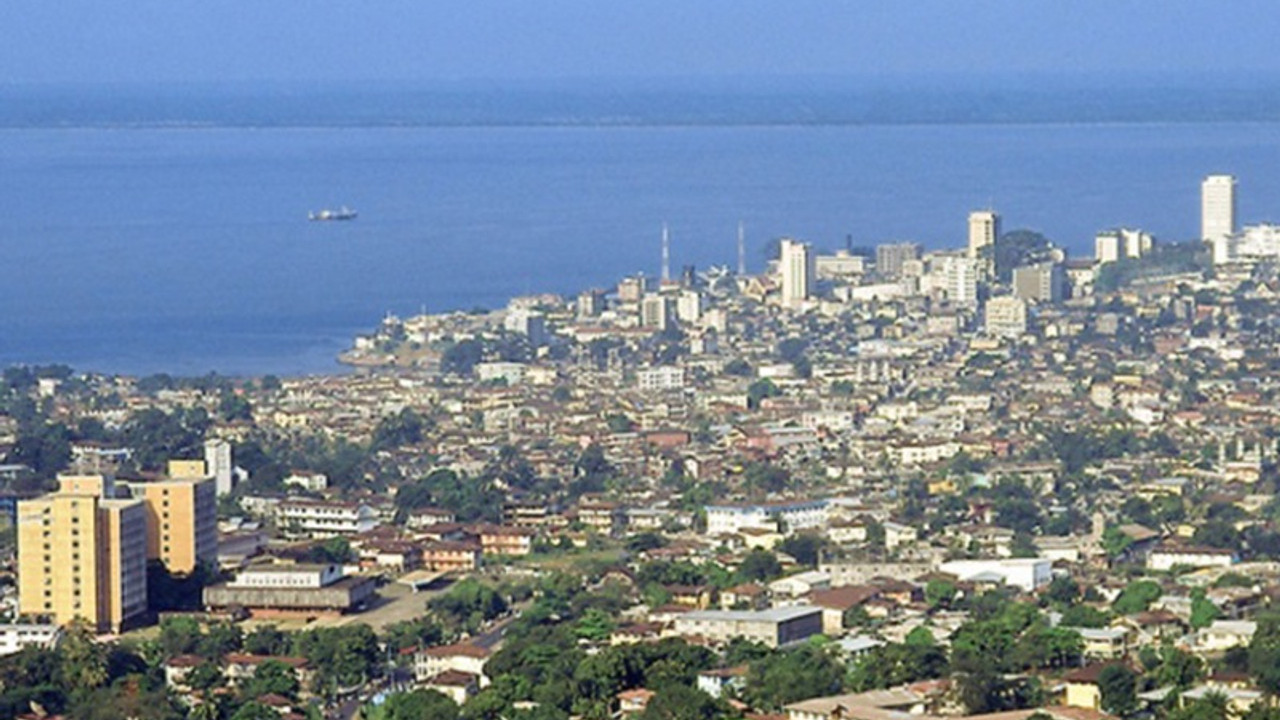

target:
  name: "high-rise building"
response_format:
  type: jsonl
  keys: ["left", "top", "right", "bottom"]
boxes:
{"left": 204, "top": 439, "right": 234, "bottom": 497}
{"left": 675, "top": 290, "right": 705, "bottom": 324}
{"left": 876, "top": 242, "right": 921, "bottom": 279}
{"left": 943, "top": 256, "right": 978, "bottom": 306}
{"left": 1012, "top": 262, "right": 1064, "bottom": 303}
{"left": 126, "top": 462, "right": 218, "bottom": 576}
{"left": 778, "top": 238, "right": 814, "bottom": 307}
{"left": 17, "top": 475, "right": 148, "bottom": 632}
{"left": 640, "top": 293, "right": 673, "bottom": 331}
{"left": 1202, "top": 175, "right": 1237, "bottom": 243}
{"left": 503, "top": 309, "right": 547, "bottom": 346}
{"left": 577, "top": 289, "right": 606, "bottom": 319}
{"left": 968, "top": 210, "right": 1001, "bottom": 261}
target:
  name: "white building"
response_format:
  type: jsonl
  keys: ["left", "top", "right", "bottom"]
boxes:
{"left": 1202, "top": 174, "right": 1237, "bottom": 244}
{"left": 414, "top": 643, "right": 492, "bottom": 685}
{"left": 1181, "top": 620, "right": 1256, "bottom": 654}
{"left": 204, "top": 439, "right": 234, "bottom": 497}
{"left": 475, "top": 362, "right": 528, "bottom": 385}
{"left": 637, "top": 366, "right": 685, "bottom": 392}
{"left": 815, "top": 250, "right": 866, "bottom": 279}
{"left": 968, "top": 210, "right": 1000, "bottom": 262}
{"left": 705, "top": 500, "right": 828, "bottom": 536}
{"left": 503, "top": 309, "right": 547, "bottom": 346}
{"left": 769, "top": 570, "right": 832, "bottom": 599}
{"left": 1147, "top": 545, "right": 1236, "bottom": 571}
{"left": 640, "top": 294, "right": 674, "bottom": 331}
{"left": 941, "top": 255, "right": 978, "bottom": 306}
{"left": 985, "top": 296, "right": 1028, "bottom": 337}
{"left": 283, "top": 471, "right": 329, "bottom": 493}
{"left": 1231, "top": 223, "right": 1280, "bottom": 261}
{"left": 227, "top": 562, "right": 345, "bottom": 589}
{"left": 1095, "top": 228, "right": 1154, "bottom": 263}
{"left": 937, "top": 558, "right": 1053, "bottom": 592}
{"left": 676, "top": 290, "right": 705, "bottom": 324}
{"left": 275, "top": 499, "right": 380, "bottom": 538}
{"left": 779, "top": 238, "right": 815, "bottom": 307}
{"left": 0, "top": 623, "right": 61, "bottom": 656}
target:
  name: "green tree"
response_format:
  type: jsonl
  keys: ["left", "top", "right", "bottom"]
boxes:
{"left": 1112, "top": 580, "right": 1163, "bottom": 615}
{"left": 639, "top": 684, "right": 725, "bottom": 720}
{"left": 1248, "top": 613, "right": 1280, "bottom": 695}
{"left": 372, "top": 408, "right": 428, "bottom": 450}
{"left": 1060, "top": 604, "right": 1109, "bottom": 628}
{"left": 1098, "top": 664, "right": 1138, "bottom": 716}
{"left": 574, "top": 608, "right": 616, "bottom": 643}
{"left": 242, "top": 659, "right": 300, "bottom": 700}
{"left": 777, "top": 534, "right": 827, "bottom": 567}
{"left": 1190, "top": 589, "right": 1222, "bottom": 630}
{"left": 746, "top": 379, "right": 781, "bottom": 410}
{"left": 737, "top": 549, "right": 782, "bottom": 583}
{"left": 743, "top": 646, "right": 844, "bottom": 710}
{"left": 924, "top": 580, "right": 957, "bottom": 609}
{"left": 367, "top": 689, "right": 459, "bottom": 720}
{"left": 230, "top": 701, "right": 283, "bottom": 720}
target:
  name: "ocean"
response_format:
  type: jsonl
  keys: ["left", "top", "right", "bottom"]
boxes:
{"left": 4, "top": 82, "right": 1280, "bottom": 376}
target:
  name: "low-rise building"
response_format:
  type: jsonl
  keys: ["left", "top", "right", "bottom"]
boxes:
{"left": 203, "top": 562, "right": 377, "bottom": 616}
{"left": 275, "top": 499, "right": 380, "bottom": 538}
{"left": 0, "top": 623, "right": 61, "bottom": 656}
{"left": 937, "top": 558, "right": 1053, "bottom": 592}
{"left": 414, "top": 643, "right": 492, "bottom": 686}
{"left": 673, "top": 605, "right": 823, "bottom": 648}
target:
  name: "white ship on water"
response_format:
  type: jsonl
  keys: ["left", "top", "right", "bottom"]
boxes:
{"left": 309, "top": 206, "right": 358, "bottom": 221}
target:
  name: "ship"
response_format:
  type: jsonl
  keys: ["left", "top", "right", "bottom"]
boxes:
{"left": 309, "top": 206, "right": 358, "bottom": 221}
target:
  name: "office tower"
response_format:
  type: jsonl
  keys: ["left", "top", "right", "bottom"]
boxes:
{"left": 737, "top": 222, "right": 746, "bottom": 276}
{"left": 968, "top": 210, "right": 1001, "bottom": 260}
{"left": 778, "top": 238, "right": 814, "bottom": 307}
{"left": 577, "top": 289, "right": 605, "bottom": 319}
{"left": 204, "top": 439, "right": 234, "bottom": 497}
{"left": 876, "top": 242, "right": 921, "bottom": 279}
{"left": 640, "top": 293, "right": 674, "bottom": 331}
{"left": 1012, "top": 262, "right": 1064, "bottom": 303}
{"left": 1202, "top": 175, "right": 1237, "bottom": 243}
{"left": 18, "top": 476, "right": 147, "bottom": 632}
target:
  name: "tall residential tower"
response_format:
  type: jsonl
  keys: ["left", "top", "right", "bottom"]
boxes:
{"left": 17, "top": 475, "right": 148, "bottom": 633}
{"left": 1202, "top": 174, "right": 1237, "bottom": 244}
{"left": 778, "top": 238, "right": 815, "bottom": 307}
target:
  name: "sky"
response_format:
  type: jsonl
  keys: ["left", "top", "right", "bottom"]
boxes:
{"left": 3, "top": 1, "right": 1280, "bottom": 85}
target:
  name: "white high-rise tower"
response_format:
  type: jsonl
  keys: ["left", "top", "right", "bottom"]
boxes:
{"left": 968, "top": 210, "right": 1000, "bottom": 260}
{"left": 778, "top": 238, "right": 814, "bottom": 307}
{"left": 1202, "top": 174, "right": 1237, "bottom": 243}
{"left": 204, "top": 439, "right": 234, "bottom": 496}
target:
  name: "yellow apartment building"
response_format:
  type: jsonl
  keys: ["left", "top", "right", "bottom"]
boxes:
{"left": 128, "top": 462, "right": 218, "bottom": 575}
{"left": 17, "top": 481, "right": 148, "bottom": 633}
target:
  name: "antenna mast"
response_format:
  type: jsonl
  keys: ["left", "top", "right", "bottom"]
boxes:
{"left": 661, "top": 223, "right": 671, "bottom": 282}
{"left": 737, "top": 221, "right": 746, "bottom": 276}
